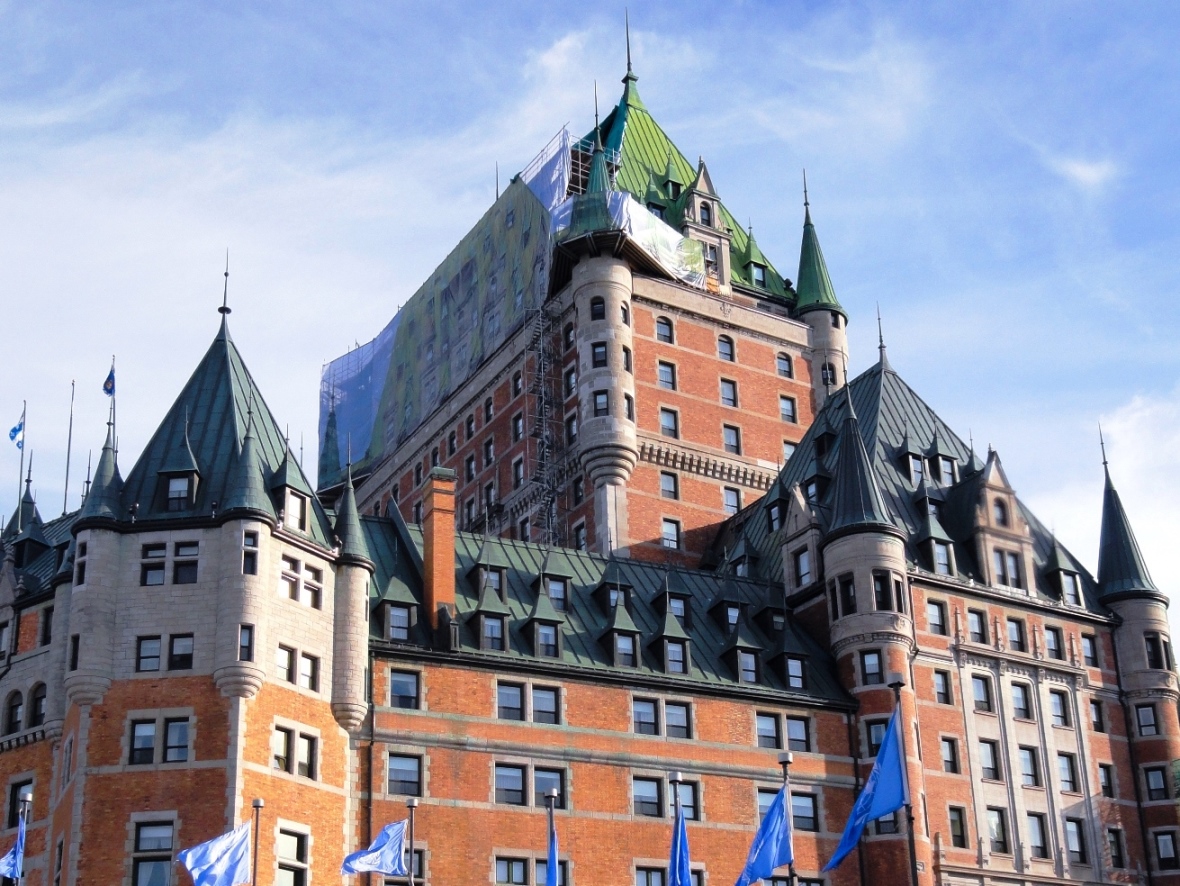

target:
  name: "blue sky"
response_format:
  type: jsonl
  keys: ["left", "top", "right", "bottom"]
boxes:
{"left": 1, "top": 2, "right": 1177, "bottom": 607}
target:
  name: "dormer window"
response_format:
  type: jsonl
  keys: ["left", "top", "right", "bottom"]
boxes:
{"left": 938, "top": 457, "right": 956, "bottom": 486}
{"left": 615, "top": 633, "right": 637, "bottom": 667}
{"left": 705, "top": 245, "right": 718, "bottom": 276}
{"left": 536, "top": 623, "right": 559, "bottom": 658}
{"left": 699, "top": 201, "right": 712, "bottom": 227}
{"left": 751, "top": 264, "right": 767, "bottom": 289}
{"left": 993, "top": 499, "right": 1009, "bottom": 527}
{"left": 285, "top": 492, "right": 307, "bottom": 532}
{"left": 767, "top": 502, "right": 784, "bottom": 533}
{"left": 668, "top": 181, "right": 681, "bottom": 200}
{"left": 545, "top": 577, "right": 567, "bottom": 611}
{"left": 737, "top": 651, "right": 758, "bottom": 683}
{"left": 481, "top": 615, "right": 505, "bottom": 651}
{"left": 389, "top": 605, "right": 412, "bottom": 641}
{"left": 668, "top": 596, "right": 688, "bottom": 627}
{"left": 166, "top": 476, "right": 192, "bottom": 512}
{"left": 804, "top": 479, "right": 819, "bottom": 504}
{"left": 648, "top": 203, "right": 665, "bottom": 220}
{"left": 726, "top": 604, "right": 740, "bottom": 629}
{"left": 483, "top": 568, "right": 504, "bottom": 601}
{"left": 666, "top": 640, "right": 688, "bottom": 674}
{"left": 933, "top": 542, "right": 952, "bottom": 576}
{"left": 909, "top": 455, "right": 924, "bottom": 485}
{"left": 1062, "top": 572, "right": 1082, "bottom": 606}
{"left": 993, "top": 549, "right": 1023, "bottom": 589}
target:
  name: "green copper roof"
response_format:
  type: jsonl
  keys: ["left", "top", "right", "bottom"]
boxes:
{"left": 826, "top": 390, "right": 896, "bottom": 537}
{"left": 2, "top": 480, "right": 40, "bottom": 540}
{"left": 318, "top": 404, "right": 341, "bottom": 488}
{"left": 526, "top": 586, "right": 565, "bottom": 625}
{"left": 78, "top": 421, "right": 123, "bottom": 522}
{"left": 1097, "top": 467, "right": 1158, "bottom": 599}
{"left": 221, "top": 422, "right": 274, "bottom": 519}
{"left": 333, "top": 466, "right": 372, "bottom": 565}
{"left": 794, "top": 204, "right": 844, "bottom": 317}
{"left": 117, "top": 317, "right": 331, "bottom": 545}
{"left": 589, "top": 77, "right": 792, "bottom": 299}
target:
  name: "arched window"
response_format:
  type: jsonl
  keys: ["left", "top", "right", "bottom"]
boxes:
{"left": 28, "top": 684, "right": 46, "bottom": 728}
{"left": 700, "top": 201, "right": 713, "bottom": 227}
{"left": 5, "top": 692, "right": 23, "bottom": 735}
{"left": 993, "top": 499, "right": 1009, "bottom": 527}
{"left": 717, "top": 335, "right": 735, "bottom": 362}
{"left": 776, "top": 353, "right": 793, "bottom": 378}
{"left": 590, "top": 297, "right": 606, "bottom": 321}
{"left": 655, "top": 317, "right": 674, "bottom": 344}
{"left": 620, "top": 303, "right": 630, "bottom": 326}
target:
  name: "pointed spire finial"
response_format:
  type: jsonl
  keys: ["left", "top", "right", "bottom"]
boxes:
{"left": 219, "top": 250, "right": 231, "bottom": 316}
{"left": 803, "top": 169, "right": 809, "bottom": 207}
{"left": 626, "top": 8, "right": 632, "bottom": 73}
{"left": 876, "top": 303, "right": 889, "bottom": 367}
{"left": 1099, "top": 423, "right": 1108, "bottom": 468}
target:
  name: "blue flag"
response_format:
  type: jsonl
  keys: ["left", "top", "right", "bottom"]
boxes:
{"left": 177, "top": 822, "right": 251, "bottom": 886}
{"left": 669, "top": 801, "right": 692, "bottom": 886}
{"left": 0, "top": 809, "right": 26, "bottom": 878}
{"left": 545, "top": 810, "right": 560, "bottom": 886}
{"left": 734, "top": 785, "right": 793, "bottom": 886}
{"left": 8, "top": 415, "right": 23, "bottom": 451}
{"left": 822, "top": 708, "right": 909, "bottom": 871}
{"left": 103, "top": 365, "right": 116, "bottom": 397}
{"left": 342, "top": 820, "right": 408, "bottom": 876}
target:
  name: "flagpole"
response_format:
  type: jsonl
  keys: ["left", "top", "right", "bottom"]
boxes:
{"left": 15, "top": 790, "right": 31, "bottom": 886}
{"left": 545, "top": 787, "right": 558, "bottom": 886}
{"left": 251, "top": 798, "right": 264, "bottom": 886}
{"left": 889, "top": 678, "right": 920, "bottom": 886}
{"left": 778, "top": 753, "right": 796, "bottom": 886}
{"left": 63, "top": 382, "right": 74, "bottom": 515}
{"left": 15, "top": 402, "right": 25, "bottom": 534}
{"left": 407, "top": 798, "right": 418, "bottom": 886}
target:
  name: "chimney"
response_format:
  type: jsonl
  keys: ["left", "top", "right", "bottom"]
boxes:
{"left": 422, "top": 467, "right": 457, "bottom": 630}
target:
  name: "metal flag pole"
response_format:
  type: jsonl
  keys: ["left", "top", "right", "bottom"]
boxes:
{"left": 545, "top": 787, "right": 559, "bottom": 884}
{"left": 251, "top": 798, "right": 264, "bottom": 886}
{"left": 15, "top": 789, "right": 31, "bottom": 886}
{"left": 889, "top": 677, "right": 920, "bottom": 886}
{"left": 406, "top": 798, "right": 418, "bottom": 886}
{"left": 14, "top": 401, "right": 25, "bottom": 534}
{"left": 779, "top": 753, "right": 797, "bottom": 886}
{"left": 62, "top": 381, "right": 74, "bottom": 515}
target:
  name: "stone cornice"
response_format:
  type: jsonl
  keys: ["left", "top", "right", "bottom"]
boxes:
{"left": 637, "top": 438, "right": 777, "bottom": 491}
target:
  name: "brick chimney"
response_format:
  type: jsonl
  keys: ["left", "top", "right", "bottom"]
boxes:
{"left": 422, "top": 467, "right": 457, "bottom": 630}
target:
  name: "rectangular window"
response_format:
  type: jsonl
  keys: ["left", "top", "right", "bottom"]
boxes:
{"left": 666, "top": 703, "right": 691, "bottom": 739}
{"left": 839, "top": 575, "right": 857, "bottom": 615}
{"left": 949, "top": 806, "right": 968, "bottom": 848}
{"left": 636, "top": 869, "right": 665, "bottom": 886}
{"left": 271, "top": 727, "right": 292, "bottom": 771}
{"left": 536, "top": 860, "right": 566, "bottom": 886}
{"left": 659, "top": 409, "right": 679, "bottom": 438}
{"left": 136, "top": 636, "right": 162, "bottom": 672}
{"left": 1099, "top": 763, "right": 1115, "bottom": 797}
{"left": 633, "top": 777, "right": 662, "bottom": 817}
{"left": 297, "top": 653, "right": 319, "bottom": 691}
{"left": 934, "top": 670, "right": 952, "bottom": 704}
{"left": 1146, "top": 766, "right": 1169, "bottom": 800}
{"left": 238, "top": 625, "right": 254, "bottom": 662}
{"left": 861, "top": 651, "right": 883, "bottom": 686}
{"left": 498, "top": 683, "right": 524, "bottom": 721}
{"left": 1007, "top": 618, "right": 1026, "bottom": 652}
{"left": 497, "top": 858, "right": 528, "bottom": 885}
{"left": 1027, "top": 813, "right": 1049, "bottom": 858}
{"left": 933, "top": 541, "right": 951, "bottom": 575}
{"left": 1058, "top": 753, "right": 1078, "bottom": 792}
{"left": 133, "top": 822, "right": 174, "bottom": 886}
{"left": 779, "top": 396, "right": 797, "bottom": 423}
{"left": 1045, "top": 626, "right": 1064, "bottom": 660}
{"left": 532, "top": 687, "right": 559, "bottom": 724}
{"left": 633, "top": 699, "right": 659, "bottom": 735}
{"left": 1156, "top": 832, "right": 1179, "bottom": 870}
{"left": 616, "top": 633, "right": 636, "bottom": 667}
{"left": 564, "top": 367, "right": 577, "bottom": 397}
{"left": 1065, "top": 818, "right": 1087, "bottom": 864}
{"left": 168, "top": 634, "right": 194, "bottom": 670}
{"left": 1082, "top": 634, "right": 1098, "bottom": 667}
{"left": 1138, "top": 703, "right": 1159, "bottom": 736}
{"left": 276, "top": 645, "right": 295, "bottom": 683}
{"left": 388, "top": 754, "right": 421, "bottom": 795}
{"left": 141, "top": 562, "right": 166, "bottom": 587}
{"left": 483, "top": 616, "right": 505, "bottom": 651}
{"left": 723, "top": 487, "right": 741, "bottom": 516}
{"left": 676, "top": 782, "right": 699, "bottom": 820}
{"left": 534, "top": 768, "right": 565, "bottom": 808}
{"left": 512, "top": 458, "right": 524, "bottom": 488}
{"left": 173, "top": 559, "right": 198, "bottom": 585}
{"left": 1019, "top": 747, "right": 1040, "bottom": 786}
{"left": 968, "top": 609, "right": 987, "bottom": 643}
{"left": 786, "top": 716, "right": 810, "bottom": 752}
{"left": 657, "top": 361, "right": 677, "bottom": 390}
{"left": 1063, "top": 572, "right": 1083, "bottom": 605}
{"left": 512, "top": 413, "right": 524, "bottom": 442}
{"left": 1011, "top": 683, "right": 1032, "bottom": 719}
{"left": 389, "top": 605, "right": 411, "bottom": 641}
{"left": 295, "top": 734, "right": 316, "bottom": 779}
{"left": 987, "top": 807, "right": 1009, "bottom": 853}
{"left": 720, "top": 379, "right": 738, "bottom": 407}
{"left": 756, "top": 713, "right": 781, "bottom": 749}
{"left": 794, "top": 549, "right": 812, "bottom": 586}
{"left": 927, "top": 600, "right": 947, "bottom": 635}
{"left": 1108, "top": 828, "right": 1126, "bottom": 868}
{"left": 980, "top": 739, "right": 1001, "bottom": 780}
{"left": 666, "top": 640, "right": 687, "bottom": 673}
{"left": 867, "top": 720, "right": 888, "bottom": 756}
{"left": 1090, "top": 699, "right": 1105, "bottom": 732}
{"left": 495, "top": 764, "right": 526, "bottom": 805}
{"left": 940, "top": 737, "right": 959, "bottom": 773}
{"left": 722, "top": 424, "right": 741, "bottom": 454}
{"left": 163, "top": 718, "right": 189, "bottom": 762}
{"left": 660, "top": 472, "right": 679, "bottom": 500}
{"left": 390, "top": 671, "right": 419, "bottom": 709}
{"left": 661, "top": 519, "right": 681, "bottom": 550}
{"left": 1050, "top": 690, "right": 1071, "bottom": 727}
{"left": 792, "top": 793, "right": 818, "bottom": 831}
{"left": 786, "top": 657, "right": 806, "bottom": 690}
{"left": 130, "top": 720, "right": 156, "bottom": 764}
{"left": 592, "top": 342, "right": 607, "bottom": 368}
{"left": 277, "top": 829, "right": 308, "bottom": 886}
{"left": 738, "top": 651, "right": 758, "bottom": 683}
{"left": 593, "top": 390, "right": 609, "bottom": 417}
{"left": 537, "top": 624, "right": 559, "bottom": 657}
{"left": 973, "top": 675, "right": 993, "bottom": 712}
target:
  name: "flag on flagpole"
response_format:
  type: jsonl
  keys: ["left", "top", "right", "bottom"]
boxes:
{"left": 0, "top": 807, "right": 26, "bottom": 878}
{"left": 734, "top": 785, "right": 793, "bottom": 886}
{"left": 668, "top": 798, "right": 692, "bottom": 886}
{"left": 103, "top": 362, "right": 116, "bottom": 397}
{"left": 176, "top": 822, "right": 251, "bottom": 886}
{"left": 342, "top": 820, "right": 408, "bottom": 876}
{"left": 545, "top": 806, "right": 560, "bottom": 886}
{"left": 822, "top": 707, "right": 909, "bottom": 872}
{"left": 8, "top": 412, "right": 24, "bottom": 451}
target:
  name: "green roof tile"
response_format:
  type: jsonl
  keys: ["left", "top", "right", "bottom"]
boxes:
{"left": 794, "top": 203, "right": 844, "bottom": 317}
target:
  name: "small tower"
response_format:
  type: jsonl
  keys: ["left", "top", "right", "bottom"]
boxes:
{"left": 331, "top": 464, "right": 374, "bottom": 732}
{"left": 794, "top": 186, "right": 848, "bottom": 409}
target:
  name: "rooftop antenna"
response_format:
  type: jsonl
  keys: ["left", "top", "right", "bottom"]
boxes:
{"left": 63, "top": 380, "right": 75, "bottom": 515}
{"left": 625, "top": 8, "right": 632, "bottom": 74}
{"left": 219, "top": 250, "right": 231, "bottom": 316}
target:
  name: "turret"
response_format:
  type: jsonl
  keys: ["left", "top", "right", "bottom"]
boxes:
{"left": 331, "top": 464, "right": 374, "bottom": 732}
{"left": 794, "top": 188, "right": 848, "bottom": 409}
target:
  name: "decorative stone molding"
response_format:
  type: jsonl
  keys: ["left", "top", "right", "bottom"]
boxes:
{"left": 214, "top": 664, "right": 265, "bottom": 699}
{"left": 637, "top": 439, "right": 776, "bottom": 490}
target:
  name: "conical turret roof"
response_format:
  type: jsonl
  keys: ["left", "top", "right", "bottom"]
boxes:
{"left": 77, "top": 419, "right": 123, "bottom": 522}
{"left": 221, "top": 419, "right": 274, "bottom": 519}
{"left": 2, "top": 476, "right": 40, "bottom": 539}
{"left": 1097, "top": 467, "right": 1158, "bottom": 599}
{"left": 794, "top": 201, "right": 845, "bottom": 318}
{"left": 826, "top": 390, "right": 896, "bottom": 538}
{"left": 333, "top": 466, "right": 372, "bottom": 566}
{"left": 318, "top": 400, "right": 342, "bottom": 489}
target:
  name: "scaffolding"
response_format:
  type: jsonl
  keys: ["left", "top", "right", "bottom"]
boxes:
{"left": 526, "top": 296, "right": 565, "bottom": 547}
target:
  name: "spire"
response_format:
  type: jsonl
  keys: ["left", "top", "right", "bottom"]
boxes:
{"left": 78, "top": 408, "right": 123, "bottom": 522}
{"left": 219, "top": 250, "right": 231, "bottom": 316}
{"left": 794, "top": 178, "right": 845, "bottom": 318}
{"left": 625, "top": 9, "right": 635, "bottom": 80}
{"left": 1097, "top": 454, "right": 1157, "bottom": 599}
{"left": 876, "top": 304, "right": 892, "bottom": 371}
{"left": 221, "top": 413, "right": 273, "bottom": 518}
{"left": 3, "top": 460, "right": 41, "bottom": 541}
{"left": 318, "top": 390, "right": 342, "bottom": 488}
{"left": 586, "top": 88, "right": 614, "bottom": 194}
{"left": 826, "top": 385, "right": 896, "bottom": 538}
{"left": 333, "top": 463, "right": 372, "bottom": 565}
{"left": 159, "top": 411, "right": 200, "bottom": 475}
